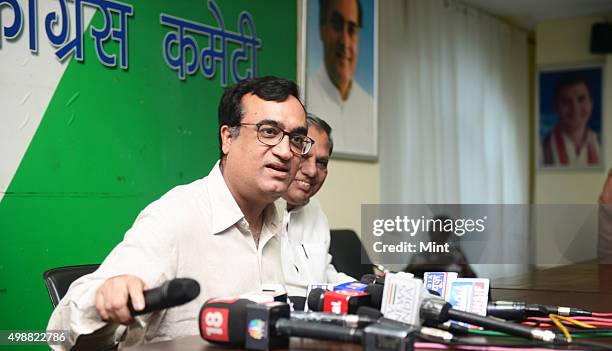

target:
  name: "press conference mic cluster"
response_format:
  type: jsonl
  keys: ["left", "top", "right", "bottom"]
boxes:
{"left": 136, "top": 272, "right": 611, "bottom": 351}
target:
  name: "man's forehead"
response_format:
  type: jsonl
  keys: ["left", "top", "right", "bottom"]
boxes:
{"left": 241, "top": 94, "right": 306, "bottom": 125}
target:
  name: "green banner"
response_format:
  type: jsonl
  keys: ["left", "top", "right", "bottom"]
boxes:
{"left": 0, "top": 0, "right": 297, "bottom": 345}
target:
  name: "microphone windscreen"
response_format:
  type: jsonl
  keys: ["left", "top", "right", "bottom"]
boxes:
{"left": 360, "top": 274, "right": 377, "bottom": 284}
{"left": 307, "top": 288, "right": 326, "bottom": 312}
{"left": 357, "top": 306, "right": 383, "bottom": 319}
{"left": 167, "top": 278, "right": 200, "bottom": 302}
{"left": 199, "top": 298, "right": 252, "bottom": 347}
{"left": 365, "top": 284, "right": 383, "bottom": 309}
{"left": 129, "top": 278, "right": 200, "bottom": 316}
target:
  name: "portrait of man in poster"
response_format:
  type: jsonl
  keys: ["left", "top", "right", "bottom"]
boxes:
{"left": 306, "top": 0, "right": 377, "bottom": 158}
{"left": 538, "top": 66, "right": 603, "bottom": 169}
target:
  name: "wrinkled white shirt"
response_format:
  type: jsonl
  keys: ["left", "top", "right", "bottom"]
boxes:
{"left": 277, "top": 198, "right": 354, "bottom": 297}
{"left": 47, "top": 161, "right": 284, "bottom": 349}
{"left": 306, "top": 66, "right": 376, "bottom": 157}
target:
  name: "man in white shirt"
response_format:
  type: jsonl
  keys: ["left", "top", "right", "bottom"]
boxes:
{"left": 47, "top": 76, "right": 313, "bottom": 349}
{"left": 278, "top": 114, "right": 354, "bottom": 298}
{"left": 307, "top": 0, "right": 375, "bottom": 156}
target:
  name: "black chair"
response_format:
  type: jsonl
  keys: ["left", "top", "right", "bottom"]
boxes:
{"left": 329, "top": 229, "right": 374, "bottom": 279}
{"left": 43, "top": 264, "right": 100, "bottom": 307}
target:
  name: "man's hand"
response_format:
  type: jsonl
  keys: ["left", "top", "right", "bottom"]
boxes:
{"left": 95, "top": 275, "right": 148, "bottom": 325}
{"left": 600, "top": 169, "right": 612, "bottom": 204}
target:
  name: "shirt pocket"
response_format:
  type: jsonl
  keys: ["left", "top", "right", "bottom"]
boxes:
{"left": 299, "top": 242, "right": 329, "bottom": 282}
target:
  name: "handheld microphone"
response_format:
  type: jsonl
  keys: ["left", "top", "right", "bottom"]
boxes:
{"left": 127, "top": 278, "right": 200, "bottom": 316}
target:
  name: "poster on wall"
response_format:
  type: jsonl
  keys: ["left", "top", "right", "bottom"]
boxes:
{"left": 302, "top": 0, "right": 378, "bottom": 160}
{"left": 537, "top": 64, "right": 604, "bottom": 170}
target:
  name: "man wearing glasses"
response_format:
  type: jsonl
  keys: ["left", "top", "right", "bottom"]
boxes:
{"left": 279, "top": 115, "right": 353, "bottom": 302}
{"left": 48, "top": 76, "right": 311, "bottom": 348}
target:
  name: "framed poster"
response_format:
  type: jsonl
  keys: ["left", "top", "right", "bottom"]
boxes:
{"left": 537, "top": 64, "right": 604, "bottom": 170}
{"left": 301, "top": 0, "right": 378, "bottom": 160}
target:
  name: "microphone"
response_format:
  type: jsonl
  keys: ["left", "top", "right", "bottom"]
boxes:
{"left": 307, "top": 284, "right": 383, "bottom": 313}
{"left": 291, "top": 310, "right": 378, "bottom": 329}
{"left": 487, "top": 301, "right": 591, "bottom": 320}
{"left": 127, "top": 278, "right": 200, "bottom": 316}
{"left": 199, "top": 298, "right": 252, "bottom": 347}
{"left": 369, "top": 273, "right": 560, "bottom": 343}
{"left": 360, "top": 273, "right": 392, "bottom": 285}
{"left": 200, "top": 299, "right": 419, "bottom": 351}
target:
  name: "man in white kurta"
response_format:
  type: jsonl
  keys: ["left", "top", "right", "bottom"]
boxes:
{"left": 279, "top": 115, "right": 354, "bottom": 298}
{"left": 48, "top": 163, "right": 285, "bottom": 348}
{"left": 47, "top": 76, "right": 310, "bottom": 349}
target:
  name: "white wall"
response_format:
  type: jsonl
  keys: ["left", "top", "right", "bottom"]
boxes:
{"left": 534, "top": 16, "right": 612, "bottom": 265}
{"left": 316, "top": 160, "right": 380, "bottom": 237}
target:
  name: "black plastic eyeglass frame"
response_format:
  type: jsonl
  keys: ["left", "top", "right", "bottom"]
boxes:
{"left": 239, "top": 122, "right": 314, "bottom": 155}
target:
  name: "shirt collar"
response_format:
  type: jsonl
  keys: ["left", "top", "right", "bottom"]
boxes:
{"left": 208, "top": 161, "right": 244, "bottom": 234}
{"left": 208, "top": 160, "right": 281, "bottom": 236}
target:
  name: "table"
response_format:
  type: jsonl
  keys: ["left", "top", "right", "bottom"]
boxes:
{"left": 123, "top": 263, "right": 612, "bottom": 350}
{"left": 491, "top": 262, "right": 612, "bottom": 311}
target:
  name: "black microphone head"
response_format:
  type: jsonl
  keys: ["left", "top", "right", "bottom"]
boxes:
{"left": 360, "top": 274, "right": 377, "bottom": 284}
{"left": 130, "top": 278, "right": 201, "bottom": 316}
{"left": 307, "top": 288, "right": 326, "bottom": 312}
{"left": 357, "top": 306, "right": 383, "bottom": 319}
{"left": 365, "top": 284, "right": 383, "bottom": 309}
{"left": 288, "top": 296, "right": 306, "bottom": 311}
{"left": 165, "top": 278, "right": 200, "bottom": 304}
{"left": 199, "top": 298, "right": 253, "bottom": 347}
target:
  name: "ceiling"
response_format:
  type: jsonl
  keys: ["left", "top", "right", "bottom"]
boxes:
{"left": 461, "top": 0, "right": 612, "bottom": 29}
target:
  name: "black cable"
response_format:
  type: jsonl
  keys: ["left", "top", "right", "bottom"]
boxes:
{"left": 418, "top": 333, "right": 612, "bottom": 351}
{"left": 570, "top": 340, "right": 612, "bottom": 351}
{"left": 448, "top": 308, "right": 558, "bottom": 341}
{"left": 416, "top": 334, "right": 556, "bottom": 349}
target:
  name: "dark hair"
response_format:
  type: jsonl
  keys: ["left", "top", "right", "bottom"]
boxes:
{"left": 554, "top": 73, "right": 593, "bottom": 103}
{"left": 319, "top": 0, "right": 362, "bottom": 27}
{"left": 307, "top": 113, "right": 334, "bottom": 156}
{"left": 217, "top": 76, "right": 304, "bottom": 158}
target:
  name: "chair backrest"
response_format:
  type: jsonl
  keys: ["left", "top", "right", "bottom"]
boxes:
{"left": 329, "top": 229, "right": 374, "bottom": 280}
{"left": 43, "top": 264, "right": 100, "bottom": 307}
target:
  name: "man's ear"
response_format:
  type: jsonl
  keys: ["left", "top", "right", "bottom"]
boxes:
{"left": 220, "top": 125, "right": 234, "bottom": 156}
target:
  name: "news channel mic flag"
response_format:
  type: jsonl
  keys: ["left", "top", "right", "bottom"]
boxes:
{"left": 306, "top": 0, "right": 377, "bottom": 159}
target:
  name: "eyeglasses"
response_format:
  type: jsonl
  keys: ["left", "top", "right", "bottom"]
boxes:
{"left": 239, "top": 122, "right": 314, "bottom": 156}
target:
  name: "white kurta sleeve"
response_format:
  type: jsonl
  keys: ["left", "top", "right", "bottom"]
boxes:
{"left": 47, "top": 200, "right": 179, "bottom": 350}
